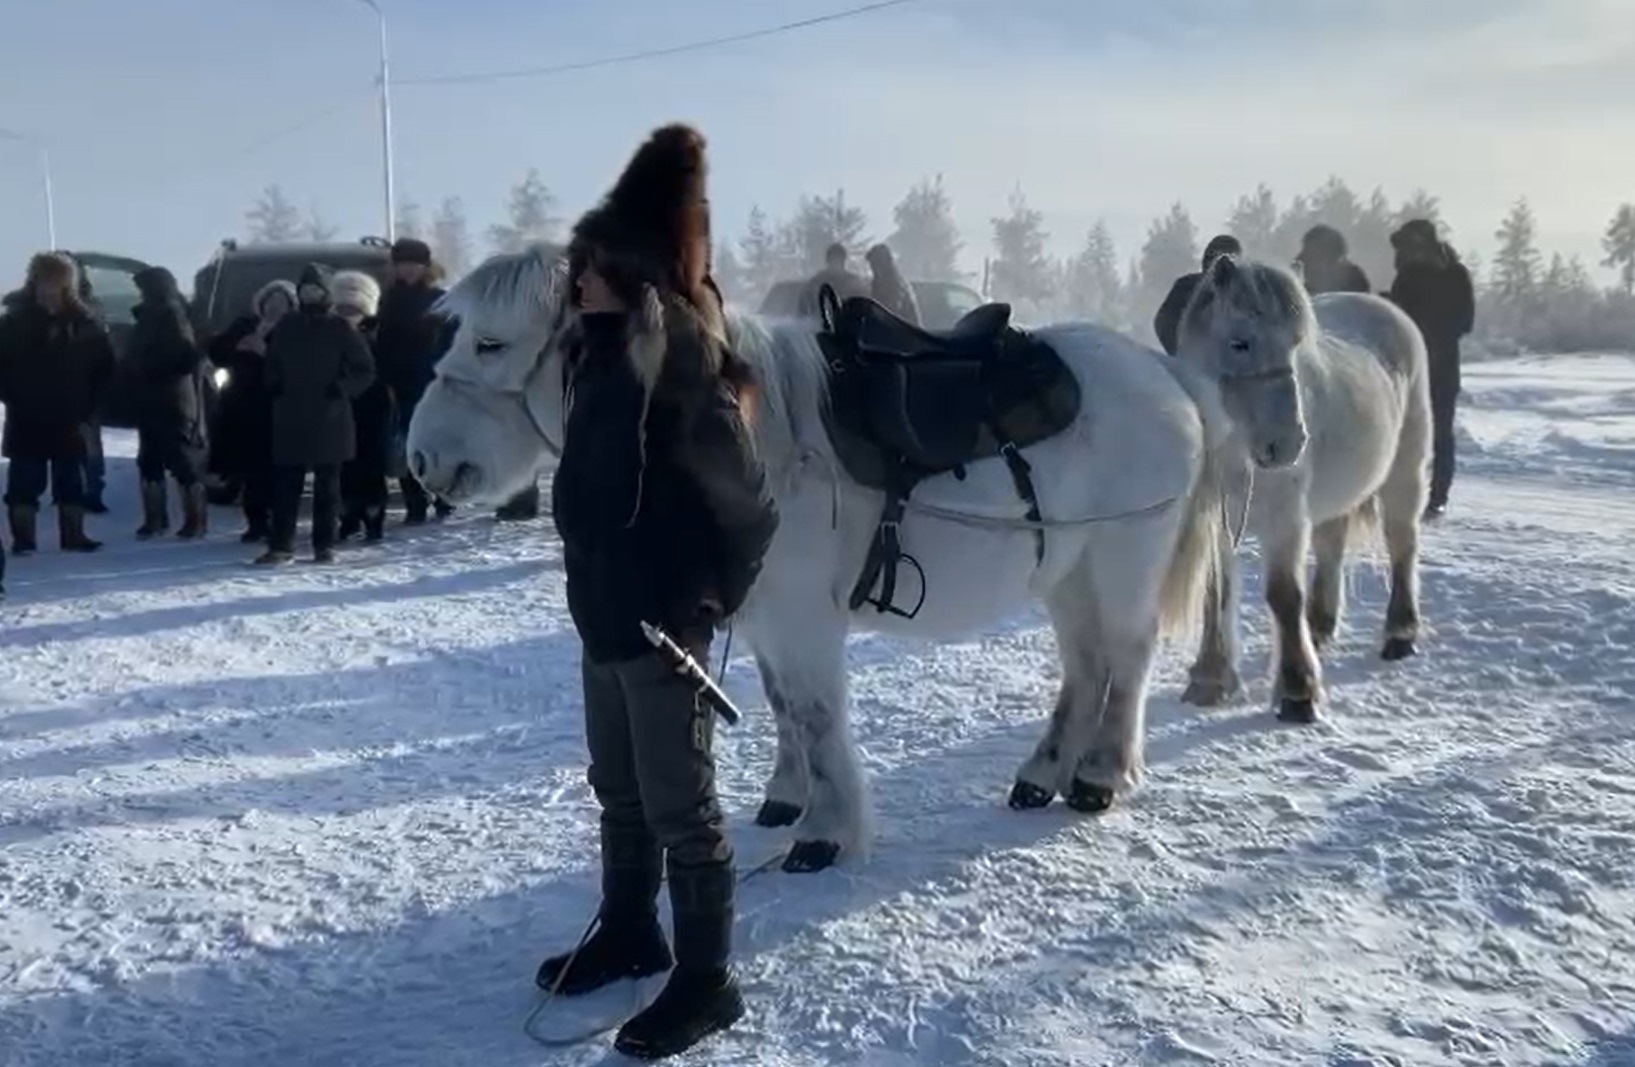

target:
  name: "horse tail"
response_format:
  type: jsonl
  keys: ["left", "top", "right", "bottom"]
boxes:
{"left": 1156, "top": 364, "right": 1230, "bottom": 638}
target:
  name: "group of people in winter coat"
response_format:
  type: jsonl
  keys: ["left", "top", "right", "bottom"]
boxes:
{"left": 1153, "top": 219, "right": 1475, "bottom": 519}
{"left": 0, "top": 238, "right": 513, "bottom": 590}
{"left": 799, "top": 241, "right": 922, "bottom": 324}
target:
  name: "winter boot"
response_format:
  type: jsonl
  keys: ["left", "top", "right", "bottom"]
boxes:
{"left": 337, "top": 509, "right": 363, "bottom": 542}
{"left": 363, "top": 506, "right": 386, "bottom": 543}
{"left": 254, "top": 544, "right": 295, "bottom": 565}
{"left": 536, "top": 825, "right": 669, "bottom": 996}
{"left": 176, "top": 484, "right": 208, "bottom": 539}
{"left": 59, "top": 505, "right": 102, "bottom": 553}
{"left": 136, "top": 481, "right": 169, "bottom": 539}
{"left": 495, "top": 485, "right": 540, "bottom": 522}
{"left": 434, "top": 499, "right": 455, "bottom": 520}
{"left": 241, "top": 510, "right": 270, "bottom": 544}
{"left": 613, "top": 864, "right": 742, "bottom": 1059}
{"left": 9, "top": 505, "right": 38, "bottom": 555}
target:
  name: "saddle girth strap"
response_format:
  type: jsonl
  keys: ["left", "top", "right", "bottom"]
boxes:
{"left": 996, "top": 439, "right": 1047, "bottom": 565}
{"left": 848, "top": 485, "right": 911, "bottom": 615}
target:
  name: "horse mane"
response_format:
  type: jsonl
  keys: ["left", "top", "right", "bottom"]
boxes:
{"left": 721, "top": 308, "right": 835, "bottom": 484}
{"left": 1183, "top": 257, "right": 1320, "bottom": 346}
{"left": 435, "top": 242, "right": 568, "bottom": 336}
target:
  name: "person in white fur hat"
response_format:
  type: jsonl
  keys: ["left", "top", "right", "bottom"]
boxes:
{"left": 330, "top": 270, "right": 397, "bottom": 543}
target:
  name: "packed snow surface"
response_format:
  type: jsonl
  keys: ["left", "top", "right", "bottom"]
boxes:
{"left": 1, "top": 353, "right": 1633, "bottom": 1066}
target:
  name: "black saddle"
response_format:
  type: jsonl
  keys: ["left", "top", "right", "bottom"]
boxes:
{"left": 814, "top": 287, "right": 1083, "bottom": 617}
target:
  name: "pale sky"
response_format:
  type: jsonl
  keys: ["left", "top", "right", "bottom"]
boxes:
{"left": 1, "top": 0, "right": 1630, "bottom": 290}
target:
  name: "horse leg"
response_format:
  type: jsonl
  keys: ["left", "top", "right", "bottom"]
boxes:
{"left": 752, "top": 655, "right": 808, "bottom": 828}
{"left": 1264, "top": 523, "right": 1324, "bottom": 724}
{"left": 1182, "top": 526, "right": 1243, "bottom": 707}
{"left": 1011, "top": 578, "right": 1100, "bottom": 810}
{"left": 752, "top": 611, "right": 870, "bottom": 874}
{"left": 1306, "top": 515, "right": 1351, "bottom": 649}
{"left": 1378, "top": 473, "right": 1425, "bottom": 662}
{"left": 1066, "top": 519, "right": 1176, "bottom": 811}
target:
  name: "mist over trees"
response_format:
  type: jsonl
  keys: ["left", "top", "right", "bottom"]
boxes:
{"left": 242, "top": 173, "right": 1635, "bottom": 354}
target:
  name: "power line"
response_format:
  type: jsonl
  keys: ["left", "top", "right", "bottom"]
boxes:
{"left": 398, "top": 0, "right": 927, "bottom": 88}
{"left": 224, "top": 90, "right": 374, "bottom": 162}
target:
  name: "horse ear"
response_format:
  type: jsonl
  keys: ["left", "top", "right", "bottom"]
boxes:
{"left": 1208, "top": 252, "right": 1240, "bottom": 288}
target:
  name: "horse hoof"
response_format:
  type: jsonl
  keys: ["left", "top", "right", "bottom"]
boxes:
{"left": 782, "top": 840, "right": 840, "bottom": 873}
{"left": 1277, "top": 698, "right": 1319, "bottom": 725}
{"left": 754, "top": 800, "right": 803, "bottom": 828}
{"left": 1064, "top": 780, "right": 1116, "bottom": 814}
{"left": 1007, "top": 781, "right": 1054, "bottom": 810}
{"left": 1380, "top": 637, "right": 1417, "bottom": 662}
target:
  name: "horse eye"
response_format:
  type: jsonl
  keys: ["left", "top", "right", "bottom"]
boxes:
{"left": 1228, "top": 339, "right": 1252, "bottom": 353}
{"left": 474, "top": 337, "right": 506, "bottom": 356}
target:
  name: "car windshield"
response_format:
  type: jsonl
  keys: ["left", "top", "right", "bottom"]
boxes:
{"left": 78, "top": 263, "right": 143, "bottom": 325}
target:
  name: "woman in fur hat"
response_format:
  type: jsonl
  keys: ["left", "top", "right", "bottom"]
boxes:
{"left": 209, "top": 280, "right": 297, "bottom": 542}
{"left": 330, "top": 270, "right": 397, "bottom": 542}
{"left": 0, "top": 252, "right": 115, "bottom": 555}
{"left": 533, "top": 123, "right": 779, "bottom": 1060}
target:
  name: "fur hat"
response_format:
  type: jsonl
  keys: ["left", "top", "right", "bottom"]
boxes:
{"left": 390, "top": 238, "right": 433, "bottom": 266}
{"left": 331, "top": 270, "right": 381, "bottom": 317}
{"left": 252, "top": 279, "right": 298, "bottom": 317}
{"left": 25, "top": 251, "right": 77, "bottom": 288}
{"left": 568, "top": 123, "right": 720, "bottom": 338}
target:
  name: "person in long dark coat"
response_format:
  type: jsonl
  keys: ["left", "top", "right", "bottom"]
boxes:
{"left": 865, "top": 243, "right": 921, "bottom": 324}
{"left": 1153, "top": 234, "right": 1243, "bottom": 355}
{"left": 129, "top": 266, "right": 210, "bottom": 539}
{"left": 798, "top": 242, "right": 869, "bottom": 319}
{"left": 331, "top": 270, "right": 396, "bottom": 543}
{"left": 373, "top": 238, "right": 452, "bottom": 525}
{"left": 1295, "top": 225, "right": 1371, "bottom": 294}
{"left": 0, "top": 252, "right": 114, "bottom": 554}
{"left": 209, "top": 281, "right": 295, "bottom": 543}
{"left": 256, "top": 264, "right": 375, "bottom": 565}
{"left": 1386, "top": 219, "right": 1476, "bottom": 519}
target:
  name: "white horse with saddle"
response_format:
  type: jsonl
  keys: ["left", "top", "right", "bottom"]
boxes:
{"left": 405, "top": 131, "right": 1428, "bottom": 874}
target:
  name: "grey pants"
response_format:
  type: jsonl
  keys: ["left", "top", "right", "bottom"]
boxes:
{"left": 583, "top": 647, "right": 735, "bottom": 971}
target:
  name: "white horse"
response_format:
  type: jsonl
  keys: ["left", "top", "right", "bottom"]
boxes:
{"left": 1172, "top": 254, "right": 1431, "bottom": 722}
{"left": 404, "top": 244, "right": 1306, "bottom": 873}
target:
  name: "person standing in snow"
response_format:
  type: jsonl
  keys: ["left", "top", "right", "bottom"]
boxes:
{"left": 533, "top": 124, "right": 779, "bottom": 1060}
{"left": 128, "top": 266, "right": 210, "bottom": 540}
{"left": 865, "top": 242, "right": 921, "bottom": 324}
{"left": 1153, "top": 233, "right": 1243, "bottom": 355}
{"left": 1386, "top": 219, "right": 1476, "bottom": 519}
{"left": 209, "top": 281, "right": 295, "bottom": 543}
{"left": 330, "top": 270, "right": 397, "bottom": 543}
{"left": 1294, "top": 225, "right": 1371, "bottom": 295}
{"left": 373, "top": 238, "right": 452, "bottom": 526}
{"left": 0, "top": 252, "right": 115, "bottom": 555}
{"left": 257, "top": 265, "right": 375, "bottom": 565}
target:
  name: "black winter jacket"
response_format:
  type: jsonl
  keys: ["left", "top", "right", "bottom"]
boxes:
{"left": 0, "top": 298, "right": 115, "bottom": 461}
{"left": 1153, "top": 272, "right": 1202, "bottom": 356}
{"left": 373, "top": 281, "right": 447, "bottom": 419}
{"left": 551, "top": 313, "right": 780, "bottom": 663}
{"left": 128, "top": 267, "right": 207, "bottom": 446}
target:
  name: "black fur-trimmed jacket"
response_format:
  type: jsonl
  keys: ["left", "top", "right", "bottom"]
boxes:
{"left": 550, "top": 310, "right": 780, "bottom": 664}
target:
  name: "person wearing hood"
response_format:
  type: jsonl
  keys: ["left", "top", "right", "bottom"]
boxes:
{"left": 0, "top": 252, "right": 114, "bottom": 554}
{"left": 1294, "top": 225, "right": 1371, "bottom": 295}
{"left": 330, "top": 270, "right": 397, "bottom": 543}
{"left": 373, "top": 237, "right": 453, "bottom": 525}
{"left": 1386, "top": 219, "right": 1475, "bottom": 519}
{"left": 209, "top": 280, "right": 295, "bottom": 543}
{"left": 129, "top": 266, "right": 210, "bottom": 539}
{"left": 1153, "top": 234, "right": 1243, "bottom": 355}
{"left": 256, "top": 264, "right": 376, "bottom": 565}
{"left": 865, "top": 243, "right": 921, "bottom": 325}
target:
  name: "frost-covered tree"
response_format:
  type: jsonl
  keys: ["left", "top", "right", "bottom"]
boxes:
{"left": 888, "top": 175, "right": 964, "bottom": 282}
{"left": 245, "top": 184, "right": 302, "bottom": 242}
{"left": 1601, "top": 204, "right": 1635, "bottom": 293}
{"left": 1491, "top": 198, "right": 1542, "bottom": 306}
{"left": 1060, "top": 220, "right": 1124, "bottom": 326}
{"left": 988, "top": 188, "right": 1054, "bottom": 306}
{"left": 1225, "top": 184, "right": 1279, "bottom": 262}
{"left": 431, "top": 197, "right": 472, "bottom": 277}
{"left": 787, "top": 190, "right": 870, "bottom": 271}
{"left": 303, "top": 203, "right": 340, "bottom": 242}
{"left": 488, "top": 169, "right": 560, "bottom": 254}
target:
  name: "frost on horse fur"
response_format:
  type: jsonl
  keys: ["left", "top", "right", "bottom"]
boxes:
{"left": 407, "top": 243, "right": 1253, "bottom": 874}
{"left": 1173, "top": 254, "right": 1431, "bottom": 723}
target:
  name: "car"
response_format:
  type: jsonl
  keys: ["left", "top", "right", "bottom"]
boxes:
{"left": 191, "top": 236, "right": 396, "bottom": 503}
{"left": 754, "top": 277, "right": 985, "bottom": 331}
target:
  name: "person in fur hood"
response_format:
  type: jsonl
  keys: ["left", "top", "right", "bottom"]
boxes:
{"left": 330, "top": 270, "right": 397, "bottom": 543}
{"left": 209, "top": 280, "right": 297, "bottom": 542}
{"left": 534, "top": 123, "right": 779, "bottom": 1061}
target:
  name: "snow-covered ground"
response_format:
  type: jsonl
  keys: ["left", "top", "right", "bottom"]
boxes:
{"left": 2, "top": 353, "right": 1633, "bottom": 1067}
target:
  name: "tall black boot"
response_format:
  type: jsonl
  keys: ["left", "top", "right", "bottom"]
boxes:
{"left": 136, "top": 481, "right": 169, "bottom": 539}
{"left": 614, "top": 863, "right": 743, "bottom": 1060}
{"left": 535, "top": 824, "right": 670, "bottom": 996}
{"left": 59, "top": 505, "right": 102, "bottom": 553}
{"left": 9, "top": 505, "right": 38, "bottom": 555}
